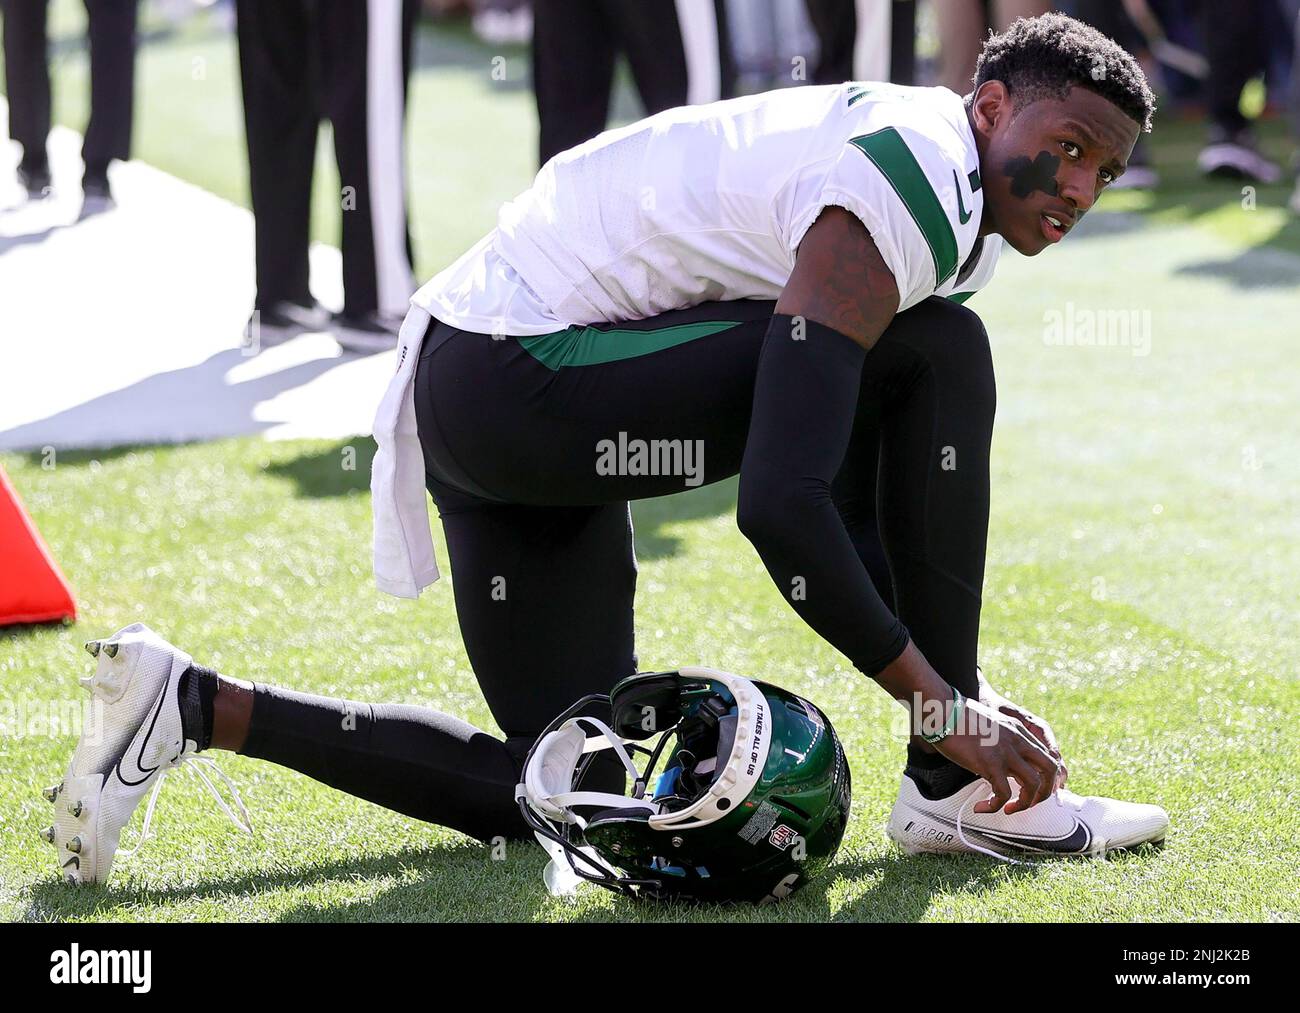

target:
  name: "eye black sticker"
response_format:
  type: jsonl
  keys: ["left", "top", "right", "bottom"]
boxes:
{"left": 1003, "top": 150, "right": 1060, "bottom": 199}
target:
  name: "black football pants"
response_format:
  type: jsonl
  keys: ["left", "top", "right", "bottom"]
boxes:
{"left": 240, "top": 297, "right": 995, "bottom": 842}
{"left": 233, "top": 0, "right": 418, "bottom": 317}
{"left": 531, "top": 0, "right": 734, "bottom": 166}
{"left": 803, "top": 0, "right": 916, "bottom": 85}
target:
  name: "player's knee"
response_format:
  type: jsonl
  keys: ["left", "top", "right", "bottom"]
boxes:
{"left": 928, "top": 299, "right": 996, "bottom": 420}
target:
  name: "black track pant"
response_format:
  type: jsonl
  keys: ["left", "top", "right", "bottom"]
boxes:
{"left": 1, "top": 0, "right": 137, "bottom": 179}
{"left": 532, "top": 0, "right": 734, "bottom": 166}
{"left": 803, "top": 0, "right": 916, "bottom": 86}
{"left": 233, "top": 0, "right": 418, "bottom": 316}
{"left": 1204, "top": 0, "right": 1274, "bottom": 137}
{"left": 241, "top": 297, "right": 995, "bottom": 841}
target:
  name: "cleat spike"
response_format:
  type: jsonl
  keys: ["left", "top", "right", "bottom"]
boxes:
{"left": 68, "top": 801, "right": 84, "bottom": 818}
{"left": 64, "top": 872, "right": 79, "bottom": 886}
{"left": 42, "top": 784, "right": 61, "bottom": 803}
{"left": 103, "top": 642, "right": 119, "bottom": 659}
{"left": 66, "top": 836, "right": 82, "bottom": 854}
{"left": 39, "top": 826, "right": 55, "bottom": 844}
{"left": 84, "top": 640, "right": 102, "bottom": 657}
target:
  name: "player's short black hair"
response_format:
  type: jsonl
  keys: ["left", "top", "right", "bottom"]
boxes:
{"left": 972, "top": 12, "right": 1155, "bottom": 132}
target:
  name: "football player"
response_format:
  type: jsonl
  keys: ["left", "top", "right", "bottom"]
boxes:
{"left": 46, "top": 13, "right": 1169, "bottom": 886}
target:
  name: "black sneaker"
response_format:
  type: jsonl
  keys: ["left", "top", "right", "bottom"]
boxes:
{"left": 82, "top": 174, "right": 112, "bottom": 200}
{"left": 273, "top": 298, "right": 330, "bottom": 330}
{"left": 331, "top": 311, "right": 402, "bottom": 353}
{"left": 1197, "top": 129, "right": 1281, "bottom": 183}
{"left": 79, "top": 175, "right": 116, "bottom": 218}
{"left": 242, "top": 299, "right": 329, "bottom": 351}
{"left": 17, "top": 163, "right": 52, "bottom": 199}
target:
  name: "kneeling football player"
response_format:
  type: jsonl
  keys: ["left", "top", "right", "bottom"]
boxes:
{"left": 45, "top": 13, "right": 1169, "bottom": 889}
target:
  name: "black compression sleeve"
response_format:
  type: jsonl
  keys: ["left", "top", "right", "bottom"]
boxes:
{"left": 737, "top": 314, "right": 910, "bottom": 676}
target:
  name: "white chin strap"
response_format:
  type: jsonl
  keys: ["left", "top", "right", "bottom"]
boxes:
{"left": 522, "top": 715, "right": 657, "bottom": 826}
{"left": 520, "top": 715, "right": 654, "bottom": 898}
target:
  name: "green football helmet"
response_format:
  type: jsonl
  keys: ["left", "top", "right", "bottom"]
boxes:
{"left": 518, "top": 667, "right": 851, "bottom": 903}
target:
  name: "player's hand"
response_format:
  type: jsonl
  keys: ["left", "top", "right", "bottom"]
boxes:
{"left": 976, "top": 670, "right": 1067, "bottom": 788}
{"left": 932, "top": 697, "right": 1064, "bottom": 814}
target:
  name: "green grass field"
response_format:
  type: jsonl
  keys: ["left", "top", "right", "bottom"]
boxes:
{"left": 2, "top": 6, "right": 1299, "bottom": 922}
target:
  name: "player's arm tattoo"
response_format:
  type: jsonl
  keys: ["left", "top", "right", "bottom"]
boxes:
{"left": 776, "top": 205, "right": 900, "bottom": 350}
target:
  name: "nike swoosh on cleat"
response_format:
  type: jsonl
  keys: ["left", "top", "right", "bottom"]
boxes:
{"left": 915, "top": 808, "right": 1092, "bottom": 854}
{"left": 977, "top": 818, "right": 1092, "bottom": 854}
{"left": 63, "top": 856, "right": 79, "bottom": 871}
{"left": 115, "top": 685, "right": 169, "bottom": 787}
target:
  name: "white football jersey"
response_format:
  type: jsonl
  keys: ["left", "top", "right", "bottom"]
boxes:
{"left": 414, "top": 81, "right": 1002, "bottom": 334}
{"left": 378, "top": 83, "right": 1005, "bottom": 599}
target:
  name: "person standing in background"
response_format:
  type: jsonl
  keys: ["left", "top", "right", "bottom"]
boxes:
{"left": 1195, "top": 0, "right": 1283, "bottom": 183}
{"left": 235, "top": 0, "right": 419, "bottom": 354}
{"left": 803, "top": 0, "right": 917, "bottom": 85}
{"left": 932, "top": 0, "right": 1050, "bottom": 94}
{"left": 727, "top": 0, "right": 819, "bottom": 93}
{"left": 1, "top": 0, "right": 138, "bottom": 214}
{"left": 531, "top": 0, "right": 734, "bottom": 166}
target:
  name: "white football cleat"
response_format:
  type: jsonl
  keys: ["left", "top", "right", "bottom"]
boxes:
{"left": 43, "top": 623, "right": 249, "bottom": 885}
{"left": 886, "top": 773, "right": 1168, "bottom": 861}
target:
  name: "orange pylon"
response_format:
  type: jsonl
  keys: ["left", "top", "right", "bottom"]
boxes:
{"left": 0, "top": 464, "right": 76, "bottom": 626}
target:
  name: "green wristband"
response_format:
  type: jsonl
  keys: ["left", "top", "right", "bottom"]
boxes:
{"left": 922, "top": 686, "right": 964, "bottom": 744}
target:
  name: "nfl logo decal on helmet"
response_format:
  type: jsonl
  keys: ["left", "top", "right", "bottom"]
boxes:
{"left": 518, "top": 667, "right": 850, "bottom": 903}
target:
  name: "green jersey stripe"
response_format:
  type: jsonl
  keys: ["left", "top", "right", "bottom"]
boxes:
{"left": 517, "top": 319, "right": 741, "bottom": 370}
{"left": 848, "top": 127, "right": 960, "bottom": 285}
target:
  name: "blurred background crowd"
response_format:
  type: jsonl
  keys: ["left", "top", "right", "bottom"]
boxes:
{"left": 3, "top": 0, "right": 1298, "bottom": 357}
